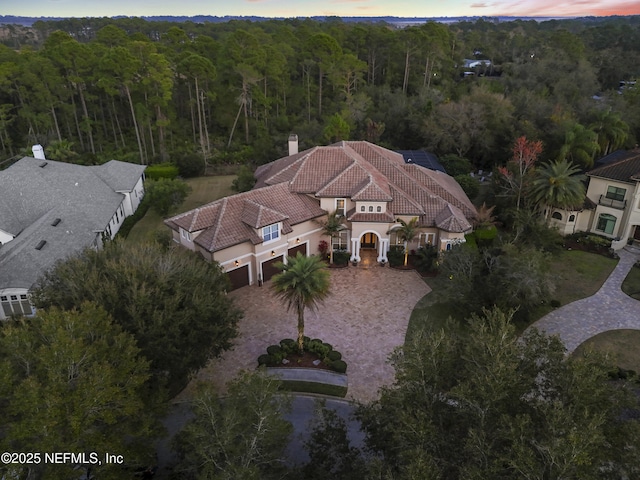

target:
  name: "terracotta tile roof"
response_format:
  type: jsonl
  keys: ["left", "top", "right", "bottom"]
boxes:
{"left": 434, "top": 204, "right": 472, "bottom": 233}
{"left": 588, "top": 150, "right": 640, "bottom": 184}
{"left": 241, "top": 200, "right": 288, "bottom": 229}
{"left": 346, "top": 208, "right": 395, "bottom": 223}
{"left": 168, "top": 141, "right": 476, "bottom": 253}
{"left": 165, "top": 182, "right": 325, "bottom": 253}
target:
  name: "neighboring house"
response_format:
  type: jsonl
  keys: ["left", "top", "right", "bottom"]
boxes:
{"left": 549, "top": 149, "right": 640, "bottom": 248}
{"left": 0, "top": 156, "right": 146, "bottom": 320}
{"left": 165, "top": 140, "right": 476, "bottom": 290}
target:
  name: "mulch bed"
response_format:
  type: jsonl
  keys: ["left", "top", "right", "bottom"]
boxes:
{"left": 564, "top": 240, "right": 616, "bottom": 258}
{"left": 268, "top": 351, "right": 333, "bottom": 371}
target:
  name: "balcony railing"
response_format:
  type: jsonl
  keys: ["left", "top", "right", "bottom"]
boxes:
{"left": 598, "top": 195, "right": 627, "bottom": 210}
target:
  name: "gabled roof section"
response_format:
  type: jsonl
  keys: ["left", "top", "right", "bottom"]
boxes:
{"left": 90, "top": 160, "right": 146, "bottom": 192}
{"left": 165, "top": 182, "right": 325, "bottom": 253}
{"left": 241, "top": 200, "right": 288, "bottom": 229}
{"left": 588, "top": 150, "right": 640, "bottom": 184}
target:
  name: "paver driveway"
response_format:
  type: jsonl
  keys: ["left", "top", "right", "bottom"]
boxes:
{"left": 182, "top": 266, "right": 430, "bottom": 403}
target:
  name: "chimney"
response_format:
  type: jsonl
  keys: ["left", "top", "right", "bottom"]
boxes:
{"left": 32, "top": 144, "right": 46, "bottom": 160}
{"left": 288, "top": 134, "right": 298, "bottom": 156}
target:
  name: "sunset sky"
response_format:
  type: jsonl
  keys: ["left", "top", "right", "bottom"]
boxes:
{"left": 3, "top": 0, "right": 640, "bottom": 18}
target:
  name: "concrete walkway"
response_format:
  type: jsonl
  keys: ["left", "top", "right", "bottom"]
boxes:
{"left": 531, "top": 248, "right": 640, "bottom": 353}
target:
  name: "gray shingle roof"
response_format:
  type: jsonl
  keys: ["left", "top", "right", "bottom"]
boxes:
{"left": 0, "top": 157, "right": 145, "bottom": 291}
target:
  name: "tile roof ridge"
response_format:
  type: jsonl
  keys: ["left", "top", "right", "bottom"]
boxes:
{"left": 282, "top": 146, "right": 320, "bottom": 186}
{"left": 315, "top": 160, "right": 359, "bottom": 195}
{"left": 206, "top": 197, "right": 228, "bottom": 251}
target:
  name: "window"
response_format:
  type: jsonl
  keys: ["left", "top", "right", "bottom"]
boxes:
{"left": 596, "top": 213, "right": 617, "bottom": 235}
{"left": 336, "top": 199, "right": 346, "bottom": 216}
{"left": 1, "top": 294, "right": 33, "bottom": 317}
{"left": 419, "top": 233, "right": 435, "bottom": 247}
{"left": 389, "top": 229, "right": 403, "bottom": 246}
{"left": 605, "top": 186, "right": 626, "bottom": 202}
{"left": 376, "top": 206, "right": 382, "bottom": 212}
{"left": 551, "top": 211, "right": 563, "bottom": 220}
{"left": 360, "top": 206, "right": 365, "bottom": 212}
{"left": 262, "top": 223, "right": 280, "bottom": 242}
{"left": 332, "top": 230, "right": 349, "bottom": 250}
{"left": 569, "top": 214, "right": 576, "bottom": 222}
{"left": 368, "top": 206, "right": 373, "bottom": 212}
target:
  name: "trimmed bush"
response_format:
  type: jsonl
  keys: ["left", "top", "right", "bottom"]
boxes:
{"left": 279, "top": 338, "right": 297, "bottom": 354}
{"left": 333, "top": 250, "right": 350, "bottom": 265}
{"left": 266, "top": 345, "right": 282, "bottom": 356}
{"left": 387, "top": 246, "right": 404, "bottom": 267}
{"left": 550, "top": 299, "right": 561, "bottom": 308}
{"left": 115, "top": 198, "right": 151, "bottom": 239}
{"left": 327, "top": 350, "right": 342, "bottom": 361}
{"left": 257, "top": 354, "right": 274, "bottom": 366}
{"left": 145, "top": 163, "right": 179, "bottom": 180}
{"left": 331, "top": 360, "right": 348, "bottom": 373}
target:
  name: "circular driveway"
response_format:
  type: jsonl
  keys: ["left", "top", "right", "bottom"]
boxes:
{"left": 181, "top": 266, "right": 430, "bottom": 403}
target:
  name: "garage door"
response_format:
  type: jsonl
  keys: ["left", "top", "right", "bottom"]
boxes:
{"left": 287, "top": 243, "right": 307, "bottom": 258}
{"left": 227, "top": 265, "right": 249, "bottom": 291}
{"left": 261, "top": 257, "right": 283, "bottom": 283}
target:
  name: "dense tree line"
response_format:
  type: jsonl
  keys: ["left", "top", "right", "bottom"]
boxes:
{"left": 1, "top": 16, "right": 639, "bottom": 170}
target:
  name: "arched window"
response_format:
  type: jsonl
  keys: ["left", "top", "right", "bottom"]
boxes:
{"left": 596, "top": 213, "right": 617, "bottom": 235}
{"left": 360, "top": 206, "right": 365, "bottom": 212}
{"left": 376, "top": 206, "right": 382, "bottom": 212}
{"left": 568, "top": 214, "right": 575, "bottom": 222}
{"left": 369, "top": 206, "right": 373, "bottom": 212}
{"left": 551, "top": 211, "right": 562, "bottom": 220}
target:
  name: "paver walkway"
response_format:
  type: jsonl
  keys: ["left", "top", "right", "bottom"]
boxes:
{"left": 177, "top": 265, "right": 430, "bottom": 403}
{"left": 531, "top": 248, "right": 640, "bottom": 353}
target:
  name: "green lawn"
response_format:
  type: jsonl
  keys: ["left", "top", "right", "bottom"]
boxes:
{"left": 573, "top": 329, "right": 640, "bottom": 373}
{"left": 407, "top": 250, "right": 618, "bottom": 341}
{"left": 622, "top": 262, "right": 640, "bottom": 300}
{"left": 126, "top": 175, "right": 236, "bottom": 244}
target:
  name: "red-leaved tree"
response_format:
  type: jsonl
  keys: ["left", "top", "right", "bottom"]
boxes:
{"left": 498, "top": 136, "right": 543, "bottom": 210}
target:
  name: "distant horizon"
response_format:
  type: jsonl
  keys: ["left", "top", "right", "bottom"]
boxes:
{"left": 3, "top": 0, "right": 639, "bottom": 20}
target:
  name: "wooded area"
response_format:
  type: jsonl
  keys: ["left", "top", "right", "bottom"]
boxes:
{"left": 1, "top": 15, "right": 640, "bottom": 171}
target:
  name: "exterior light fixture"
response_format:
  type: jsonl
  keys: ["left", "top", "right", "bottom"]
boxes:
{"left": 271, "top": 250, "right": 276, "bottom": 256}
{"left": 296, "top": 238, "right": 300, "bottom": 243}
{"left": 234, "top": 260, "right": 240, "bottom": 267}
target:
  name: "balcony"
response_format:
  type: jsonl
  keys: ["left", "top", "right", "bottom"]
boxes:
{"left": 598, "top": 195, "right": 627, "bottom": 210}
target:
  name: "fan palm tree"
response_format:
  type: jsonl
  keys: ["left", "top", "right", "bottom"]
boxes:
{"left": 529, "top": 159, "right": 585, "bottom": 223}
{"left": 389, "top": 217, "right": 420, "bottom": 266}
{"left": 317, "top": 210, "right": 344, "bottom": 264}
{"left": 271, "top": 252, "right": 331, "bottom": 353}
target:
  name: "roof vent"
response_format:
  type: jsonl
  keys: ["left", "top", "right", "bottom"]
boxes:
{"left": 35, "top": 240, "right": 47, "bottom": 250}
{"left": 51, "top": 218, "right": 61, "bottom": 226}
{"left": 39, "top": 162, "right": 48, "bottom": 168}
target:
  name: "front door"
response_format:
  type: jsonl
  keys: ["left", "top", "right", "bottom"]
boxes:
{"left": 361, "top": 233, "right": 377, "bottom": 249}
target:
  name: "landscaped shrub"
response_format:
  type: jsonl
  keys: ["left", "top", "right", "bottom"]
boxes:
{"left": 318, "top": 240, "right": 329, "bottom": 259}
{"left": 115, "top": 197, "right": 151, "bottom": 239}
{"left": 279, "top": 338, "right": 297, "bottom": 354}
{"left": 331, "top": 360, "right": 348, "bottom": 373}
{"left": 327, "top": 350, "right": 342, "bottom": 361}
{"left": 258, "top": 338, "right": 347, "bottom": 373}
{"left": 474, "top": 226, "right": 498, "bottom": 248}
{"left": 414, "top": 245, "right": 438, "bottom": 273}
{"left": 550, "top": 299, "right": 561, "bottom": 308}
{"left": 145, "top": 162, "right": 180, "bottom": 180}
{"left": 257, "top": 354, "right": 273, "bottom": 366}
{"left": 332, "top": 250, "right": 350, "bottom": 265}
{"left": 387, "top": 246, "right": 404, "bottom": 267}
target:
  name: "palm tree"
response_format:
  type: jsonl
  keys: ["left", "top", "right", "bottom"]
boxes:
{"left": 529, "top": 159, "right": 585, "bottom": 223}
{"left": 317, "top": 210, "right": 344, "bottom": 264}
{"left": 590, "top": 110, "right": 629, "bottom": 157}
{"left": 558, "top": 122, "right": 600, "bottom": 169}
{"left": 389, "top": 217, "right": 420, "bottom": 266}
{"left": 271, "top": 252, "right": 331, "bottom": 353}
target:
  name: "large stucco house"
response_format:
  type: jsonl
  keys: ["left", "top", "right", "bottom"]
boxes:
{"left": 0, "top": 155, "right": 146, "bottom": 319}
{"left": 165, "top": 140, "right": 476, "bottom": 290}
{"left": 548, "top": 149, "right": 640, "bottom": 249}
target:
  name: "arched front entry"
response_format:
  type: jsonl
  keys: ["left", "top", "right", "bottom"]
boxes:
{"left": 351, "top": 230, "right": 389, "bottom": 263}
